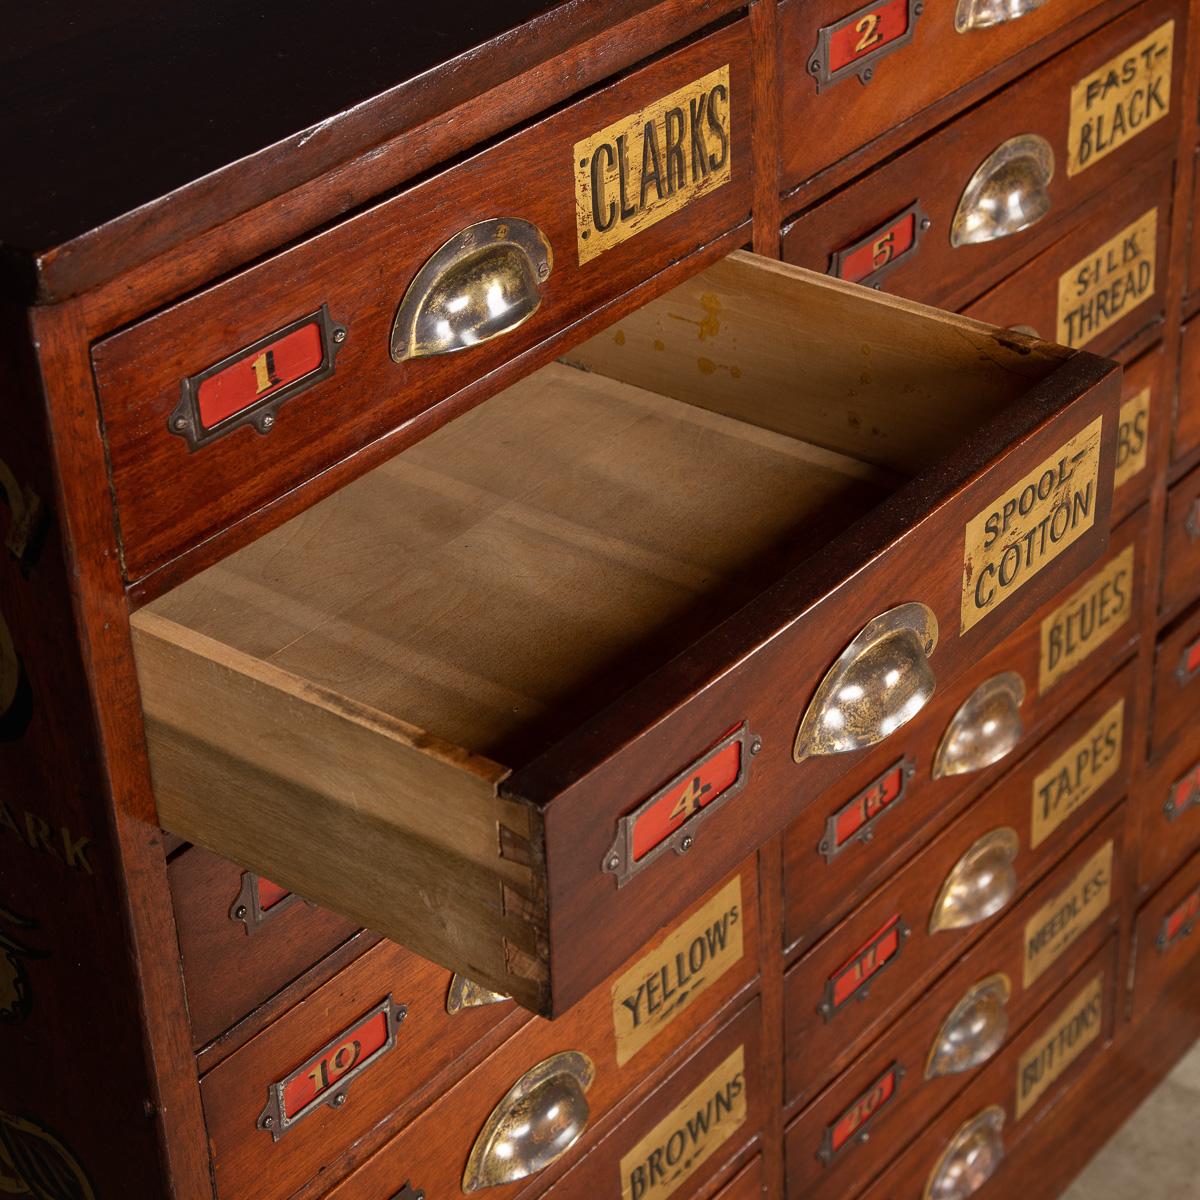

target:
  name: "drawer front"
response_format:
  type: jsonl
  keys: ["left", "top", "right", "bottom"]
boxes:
{"left": 1149, "top": 595, "right": 1200, "bottom": 759}
{"left": 1132, "top": 843, "right": 1200, "bottom": 1022}
{"left": 1176, "top": 316, "right": 1200, "bottom": 463}
{"left": 1112, "top": 340, "right": 1164, "bottom": 524}
{"left": 785, "top": 889, "right": 1118, "bottom": 1200}
{"left": 202, "top": 860, "right": 758, "bottom": 1200}
{"left": 1136, "top": 732, "right": 1200, "bottom": 893}
{"left": 783, "top": 579, "right": 1140, "bottom": 957}
{"left": 856, "top": 937, "right": 1117, "bottom": 1200}
{"left": 92, "top": 20, "right": 753, "bottom": 584}
{"left": 777, "top": 0, "right": 1140, "bottom": 196}
{"left": 962, "top": 159, "right": 1173, "bottom": 357}
{"left": 702, "top": 1155, "right": 764, "bottom": 1200}
{"left": 781, "top": 0, "right": 1184, "bottom": 310}
{"left": 1190, "top": 146, "right": 1200, "bottom": 304}
{"left": 784, "top": 780, "right": 1125, "bottom": 1106}
{"left": 170, "top": 847, "right": 360, "bottom": 1048}
{"left": 1161, "top": 458, "right": 1200, "bottom": 616}
{"left": 321, "top": 994, "right": 764, "bottom": 1200}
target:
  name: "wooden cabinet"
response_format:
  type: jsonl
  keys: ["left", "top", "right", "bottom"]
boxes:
{"left": 2, "top": 3, "right": 1199, "bottom": 1198}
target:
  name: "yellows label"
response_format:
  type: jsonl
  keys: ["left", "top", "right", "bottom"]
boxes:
{"left": 1068, "top": 22, "right": 1174, "bottom": 176}
{"left": 574, "top": 66, "right": 731, "bottom": 264}
{"left": 611, "top": 877, "right": 743, "bottom": 1065}
{"left": 621, "top": 1045, "right": 746, "bottom": 1200}
{"left": 1039, "top": 545, "right": 1134, "bottom": 693}
{"left": 1024, "top": 842, "right": 1112, "bottom": 987}
{"left": 1115, "top": 388, "right": 1151, "bottom": 490}
{"left": 1057, "top": 209, "right": 1157, "bottom": 348}
{"left": 961, "top": 418, "right": 1103, "bottom": 634}
{"left": 1031, "top": 699, "right": 1124, "bottom": 849}
{"left": 1016, "top": 972, "right": 1105, "bottom": 1119}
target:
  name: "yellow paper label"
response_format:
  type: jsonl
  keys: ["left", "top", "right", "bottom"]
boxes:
{"left": 1016, "top": 972, "right": 1105, "bottom": 1119}
{"left": 1067, "top": 21, "right": 1174, "bottom": 176}
{"left": 1039, "top": 545, "right": 1134, "bottom": 693}
{"left": 620, "top": 1045, "right": 746, "bottom": 1200}
{"left": 574, "top": 66, "right": 731, "bottom": 264}
{"left": 1024, "top": 842, "right": 1112, "bottom": 987}
{"left": 1114, "top": 388, "right": 1151, "bottom": 490}
{"left": 611, "top": 877, "right": 743, "bottom": 1066}
{"left": 961, "top": 417, "right": 1103, "bottom": 634}
{"left": 1031, "top": 699, "right": 1124, "bottom": 849}
{"left": 1057, "top": 209, "right": 1157, "bottom": 348}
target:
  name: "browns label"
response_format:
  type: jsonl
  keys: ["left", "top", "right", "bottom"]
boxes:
{"left": 1031, "top": 698, "right": 1124, "bottom": 849}
{"left": 1038, "top": 546, "right": 1134, "bottom": 693}
{"left": 1067, "top": 21, "right": 1174, "bottom": 176}
{"left": 620, "top": 1045, "right": 746, "bottom": 1200}
{"left": 611, "top": 877, "right": 743, "bottom": 1065}
{"left": 1115, "top": 388, "right": 1151, "bottom": 490}
{"left": 961, "top": 417, "right": 1103, "bottom": 634}
{"left": 1057, "top": 208, "right": 1157, "bottom": 348}
{"left": 1015, "top": 972, "right": 1104, "bottom": 1119}
{"left": 1023, "top": 841, "right": 1112, "bottom": 987}
{"left": 574, "top": 66, "right": 731, "bottom": 265}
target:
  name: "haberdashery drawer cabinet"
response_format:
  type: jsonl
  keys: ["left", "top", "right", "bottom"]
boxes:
{"left": 3, "top": 4, "right": 1199, "bottom": 1199}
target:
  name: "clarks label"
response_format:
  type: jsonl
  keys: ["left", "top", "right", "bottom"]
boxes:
{"left": 621, "top": 1045, "right": 746, "bottom": 1200}
{"left": 1057, "top": 209, "right": 1157, "bottom": 348}
{"left": 1031, "top": 698, "right": 1124, "bottom": 848}
{"left": 611, "top": 877, "right": 743, "bottom": 1065}
{"left": 1015, "top": 972, "right": 1104, "bottom": 1119}
{"left": 575, "top": 66, "right": 731, "bottom": 264}
{"left": 1067, "top": 22, "right": 1174, "bottom": 176}
{"left": 1039, "top": 545, "right": 1134, "bottom": 693}
{"left": 961, "top": 417, "right": 1103, "bottom": 634}
{"left": 1115, "top": 388, "right": 1151, "bottom": 489}
{"left": 1024, "top": 841, "right": 1112, "bottom": 987}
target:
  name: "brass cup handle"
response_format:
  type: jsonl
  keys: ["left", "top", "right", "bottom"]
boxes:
{"left": 932, "top": 672, "right": 1026, "bottom": 780}
{"left": 929, "top": 828, "right": 1019, "bottom": 933}
{"left": 951, "top": 135, "right": 1055, "bottom": 247}
{"left": 794, "top": 603, "right": 939, "bottom": 762}
{"left": 955, "top": 0, "right": 1050, "bottom": 32}
{"left": 462, "top": 1051, "right": 594, "bottom": 1191}
{"left": 926, "top": 974, "right": 1012, "bottom": 1078}
{"left": 924, "top": 1106, "right": 1007, "bottom": 1200}
{"left": 390, "top": 217, "right": 553, "bottom": 362}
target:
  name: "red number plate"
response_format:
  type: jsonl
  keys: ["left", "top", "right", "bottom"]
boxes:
{"left": 257, "top": 997, "right": 405, "bottom": 1140}
{"left": 807, "top": 0, "right": 921, "bottom": 91}
{"left": 830, "top": 202, "right": 929, "bottom": 288}
{"left": 820, "top": 757, "right": 914, "bottom": 862}
{"left": 169, "top": 305, "right": 346, "bottom": 450}
{"left": 821, "top": 1062, "right": 904, "bottom": 1163}
{"left": 1158, "top": 888, "right": 1200, "bottom": 951}
{"left": 820, "top": 915, "right": 909, "bottom": 1019}
{"left": 604, "top": 724, "right": 758, "bottom": 887}
{"left": 1164, "top": 763, "right": 1200, "bottom": 822}
{"left": 1176, "top": 636, "right": 1200, "bottom": 684}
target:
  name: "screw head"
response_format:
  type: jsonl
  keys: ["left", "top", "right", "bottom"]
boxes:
{"left": 233, "top": 905, "right": 247, "bottom": 920}
{"left": 262, "top": 1116, "right": 274, "bottom": 1128}
{"left": 861, "top": 66, "right": 874, "bottom": 83}
{"left": 333, "top": 328, "right": 347, "bottom": 344}
{"left": 680, "top": 835, "right": 694, "bottom": 853}
{"left": 750, "top": 736, "right": 763, "bottom": 756}
{"left": 172, "top": 416, "right": 188, "bottom": 431}
{"left": 919, "top": 217, "right": 932, "bottom": 232}
{"left": 332, "top": 1092, "right": 347, "bottom": 1108}
{"left": 606, "top": 854, "right": 620, "bottom": 872}
{"left": 260, "top": 414, "right": 275, "bottom": 430}
{"left": 808, "top": 59, "right": 820, "bottom": 74}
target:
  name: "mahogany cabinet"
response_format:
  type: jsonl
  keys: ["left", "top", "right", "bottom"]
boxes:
{"left": 1, "top": 3, "right": 1198, "bottom": 1198}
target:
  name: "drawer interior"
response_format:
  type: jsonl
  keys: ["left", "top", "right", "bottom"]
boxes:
{"left": 138, "top": 253, "right": 1071, "bottom": 771}
{"left": 131, "top": 251, "right": 1078, "bottom": 1010}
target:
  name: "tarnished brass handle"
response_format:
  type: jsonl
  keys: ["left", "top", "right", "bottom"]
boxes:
{"left": 929, "top": 828, "right": 1019, "bottom": 933}
{"left": 926, "top": 974, "right": 1012, "bottom": 1078}
{"left": 924, "top": 1106, "right": 1006, "bottom": 1200}
{"left": 951, "top": 135, "right": 1055, "bottom": 247}
{"left": 794, "top": 603, "right": 939, "bottom": 762}
{"left": 462, "top": 1051, "right": 594, "bottom": 1191}
{"left": 390, "top": 218, "right": 553, "bottom": 362}
{"left": 955, "top": 0, "right": 1049, "bottom": 32}
{"left": 446, "top": 973, "right": 509, "bottom": 1015}
{"left": 932, "top": 672, "right": 1026, "bottom": 780}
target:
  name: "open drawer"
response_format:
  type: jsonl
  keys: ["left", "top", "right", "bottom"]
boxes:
{"left": 130, "top": 252, "right": 1119, "bottom": 1016}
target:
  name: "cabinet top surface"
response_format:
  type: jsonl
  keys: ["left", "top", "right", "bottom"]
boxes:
{"left": 3, "top": 0, "right": 635, "bottom": 299}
